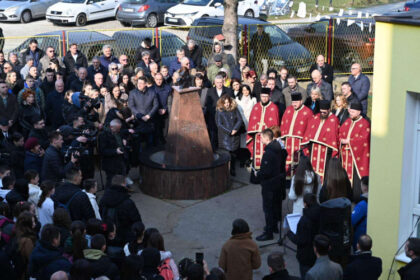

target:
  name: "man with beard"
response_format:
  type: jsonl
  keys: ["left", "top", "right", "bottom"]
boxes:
{"left": 28, "top": 116, "right": 49, "bottom": 150}
{"left": 247, "top": 88, "right": 280, "bottom": 183}
{"left": 301, "top": 100, "right": 339, "bottom": 183}
{"left": 280, "top": 93, "right": 313, "bottom": 180}
{"left": 283, "top": 75, "right": 307, "bottom": 107}
{"left": 339, "top": 101, "right": 370, "bottom": 201}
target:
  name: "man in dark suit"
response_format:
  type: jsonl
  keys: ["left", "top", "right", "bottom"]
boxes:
{"left": 266, "top": 78, "right": 286, "bottom": 119}
{"left": 306, "top": 69, "right": 333, "bottom": 102}
{"left": 344, "top": 235, "right": 382, "bottom": 280}
{"left": 309, "top": 55, "right": 334, "bottom": 85}
{"left": 0, "top": 80, "right": 18, "bottom": 127}
{"left": 348, "top": 63, "right": 370, "bottom": 115}
{"left": 398, "top": 237, "right": 420, "bottom": 280}
{"left": 204, "top": 75, "right": 233, "bottom": 150}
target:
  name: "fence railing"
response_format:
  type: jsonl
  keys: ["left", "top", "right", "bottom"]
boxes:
{"left": 0, "top": 18, "right": 375, "bottom": 80}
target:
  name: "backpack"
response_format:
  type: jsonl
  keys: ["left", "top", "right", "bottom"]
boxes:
{"left": 101, "top": 206, "right": 120, "bottom": 227}
{"left": 57, "top": 191, "right": 82, "bottom": 213}
{"left": 0, "top": 216, "right": 14, "bottom": 244}
{"left": 158, "top": 258, "right": 174, "bottom": 280}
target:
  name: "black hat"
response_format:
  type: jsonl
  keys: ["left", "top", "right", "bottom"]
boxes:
{"left": 260, "top": 87, "right": 270, "bottom": 95}
{"left": 58, "top": 125, "right": 73, "bottom": 138}
{"left": 319, "top": 100, "right": 330, "bottom": 110}
{"left": 350, "top": 101, "right": 363, "bottom": 111}
{"left": 291, "top": 93, "right": 302, "bottom": 101}
{"left": 0, "top": 117, "right": 8, "bottom": 126}
{"left": 214, "top": 54, "right": 222, "bottom": 62}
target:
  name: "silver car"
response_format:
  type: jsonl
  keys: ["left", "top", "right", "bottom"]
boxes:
{"left": 0, "top": 0, "right": 60, "bottom": 23}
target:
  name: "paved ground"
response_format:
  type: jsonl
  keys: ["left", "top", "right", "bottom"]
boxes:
{"left": 98, "top": 164, "right": 300, "bottom": 279}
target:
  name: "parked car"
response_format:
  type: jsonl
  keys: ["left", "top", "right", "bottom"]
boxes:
{"left": 12, "top": 30, "right": 115, "bottom": 60}
{"left": 112, "top": 29, "right": 196, "bottom": 66}
{"left": 164, "top": 0, "right": 259, "bottom": 26}
{"left": 116, "top": 0, "right": 181, "bottom": 27}
{"left": 188, "top": 16, "right": 312, "bottom": 77}
{"left": 0, "top": 0, "right": 60, "bottom": 23}
{"left": 46, "top": 0, "right": 121, "bottom": 26}
{"left": 287, "top": 18, "right": 375, "bottom": 72}
{"left": 404, "top": 0, "right": 420, "bottom": 11}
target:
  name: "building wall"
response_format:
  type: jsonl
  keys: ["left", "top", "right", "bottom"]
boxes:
{"left": 369, "top": 21, "right": 420, "bottom": 279}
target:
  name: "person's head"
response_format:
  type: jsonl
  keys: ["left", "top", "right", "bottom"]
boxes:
{"left": 260, "top": 89, "right": 270, "bottom": 104}
{"left": 217, "top": 94, "right": 233, "bottom": 112}
{"left": 69, "top": 43, "right": 78, "bottom": 55}
{"left": 310, "top": 87, "right": 322, "bottom": 101}
{"left": 26, "top": 57, "right": 34, "bottom": 67}
{"left": 65, "top": 167, "right": 82, "bottom": 186}
{"left": 111, "top": 174, "right": 127, "bottom": 188}
{"left": 8, "top": 52, "right": 18, "bottom": 64}
{"left": 293, "top": 155, "right": 317, "bottom": 196}
{"left": 24, "top": 169, "right": 39, "bottom": 185}
{"left": 247, "top": 70, "right": 257, "bottom": 83}
{"left": 341, "top": 82, "right": 352, "bottom": 97}
{"left": 267, "top": 252, "right": 285, "bottom": 273}
{"left": 83, "top": 179, "right": 98, "bottom": 194}
{"left": 46, "top": 46, "right": 56, "bottom": 58}
{"left": 187, "top": 39, "right": 196, "bottom": 51}
{"left": 122, "top": 255, "right": 144, "bottom": 280}
{"left": 267, "top": 77, "right": 276, "bottom": 91}
{"left": 2, "top": 175, "right": 15, "bottom": 190}
{"left": 287, "top": 75, "right": 297, "bottom": 89}
{"left": 291, "top": 93, "right": 303, "bottom": 109}
{"left": 119, "top": 54, "right": 128, "bottom": 66}
{"left": 53, "top": 208, "right": 72, "bottom": 229}
{"left": 94, "top": 73, "right": 104, "bottom": 86}
{"left": 214, "top": 54, "right": 223, "bottom": 67}
{"left": 325, "top": 158, "right": 350, "bottom": 199}
{"left": 51, "top": 271, "right": 69, "bottom": 280}
{"left": 240, "top": 84, "right": 251, "bottom": 98}
{"left": 361, "top": 176, "right": 369, "bottom": 194}
{"left": 405, "top": 238, "right": 420, "bottom": 259}
{"left": 176, "top": 49, "right": 185, "bottom": 60}
{"left": 351, "top": 63, "right": 362, "bottom": 76}
{"left": 311, "top": 69, "right": 322, "bottom": 84}
{"left": 316, "top": 54, "right": 325, "bottom": 67}
{"left": 150, "top": 62, "right": 159, "bottom": 74}
{"left": 231, "top": 218, "right": 249, "bottom": 235}
{"left": 45, "top": 68, "right": 55, "bottom": 82}
{"left": 22, "top": 89, "right": 36, "bottom": 105}
{"left": 86, "top": 218, "right": 104, "bottom": 236}
{"left": 187, "top": 263, "right": 205, "bottom": 280}
{"left": 91, "top": 234, "right": 107, "bottom": 252}
{"left": 161, "top": 65, "right": 169, "bottom": 77}
{"left": 12, "top": 132, "right": 24, "bottom": 147}
{"left": 319, "top": 100, "right": 331, "bottom": 119}
{"left": 348, "top": 102, "right": 362, "bottom": 120}
{"left": 194, "top": 73, "right": 204, "bottom": 88}
{"left": 3, "top": 63, "right": 12, "bottom": 74}
{"left": 0, "top": 80, "right": 7, "bottom": 96}
{"left": 303, "top": 193, "right": 318, "bottom": 209}
{"left": 141, "top": 51, "right": 151, "bottom": 64}
{"left": 257, "top": 24, "right": 264, "bottom": 35}
{"left": 29, "top": 39, "right": 38, "bottom": 51}
{"left": 92, "top": 57, "right": 100, "bottom": 68}
{"left": 55, "top": 79, "right": 65, "bottom": 93}
{"left": 0, "top": 165, "right": 10, "bottom": 179}
{"left": 333, "top": 94, "right": 348, "bottom": 110}
{"left": 78, "top": 67, "right": 87, "bottom": 80}
{"left": 41, "top": 224, "right": 61, "bottom": 247}
{"left": 131, "top": 221, "right": 146, "bottom": 244}
{"left": 102, "top": 45, "right": 112, "bottom": 57}
{"left": 6, "top": 71, "right": 17, "bottom": 84}
{"left": 110, "top": 118, "right": 122, "bottom": 133}
{"left": 214, "top": 75, "right": 224, "bottom": 90}
{"left": 313, "top": 234, "right": 330, "bottom": 257}
{"left": 261, "top": 128, "right": 274, "bottom": 145}
{"left": 38, "top": 180, "right": 56, "bottom": 208}
{"left": 180, "top": 57, "right": 190, "bottom": 69}
{"left": 357, "top": 234, "right": 373, "bottom": 252}
{"left": 25, "top": 76, "right": 35, "bottom": 89}
{"left": 279, "top": 67, "right": 288, "bottom": 80}
{"left": 29, "top": 66, "right": 38, "bottom": 79}
{"left": 16, "top": 211, "right": 36, "bottom": 236}
{"left": 230, "top": 78, "right": 241, "bottom": 92}
{"left": 213, "top": 42, "right": 222, "bottom": 54}
{"left": 32, "top": 115, "right": 45, "bottom": 130}
{"left": 238, "top": 56, "right": 247, "bottom": 67}
{"left": 178, "top": 258, "right": 194, "bottom": 279}
{"left": 147, "top": 231, "right": 165, "bottom": 251}
{"left": 137, "top": 76, "right": 147, "bottom": 91}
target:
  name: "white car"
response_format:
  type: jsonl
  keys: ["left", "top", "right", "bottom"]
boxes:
{"left": 46, "top": 0, "right": 120, "bottom": 26}
{"left": 164, "top": 0, "right": 259, "bottom": 26}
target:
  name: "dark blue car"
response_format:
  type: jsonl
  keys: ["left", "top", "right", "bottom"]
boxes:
{"left": 404, "top": 0, "right": 420, "bottom": 11}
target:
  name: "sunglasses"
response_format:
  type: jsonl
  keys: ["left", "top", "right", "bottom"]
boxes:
{"left": 111, "top": 68, "right": 118, "bottom": 70}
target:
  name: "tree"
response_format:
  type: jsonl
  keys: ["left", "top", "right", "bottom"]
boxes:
{"left": 222, "top": 0, "right": 239, "bottom": 62}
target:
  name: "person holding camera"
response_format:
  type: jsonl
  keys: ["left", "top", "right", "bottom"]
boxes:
{"left": 98, "top": 118, "right": 128, "bottom": 188}
{"left": 41, "top": 131, "right": 77, "bottom": 183}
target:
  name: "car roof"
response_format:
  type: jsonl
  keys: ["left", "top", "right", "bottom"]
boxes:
{"left": 36, "top": 30, "right": 113, "bottom": 43}
{"left": 193, "top": 16, "right": 269, "bottom": 25}
{"left": 112, "top": 29, "right": 178, "bottom": 39}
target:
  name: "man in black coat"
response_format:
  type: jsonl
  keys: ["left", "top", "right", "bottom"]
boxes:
{"left": 263, "top": 252, "right": 300, "bottom": 280}
{"left": 344, "top": 234, "right": 382, "bottom": 280}
{"left": 287, "top": 193, "right": 321, "bottom": 279}
{"left": 255, "top": 129, "right": 287, "bottom": 241}
{"left": 266, "top": 78, "right": 286, "bottom": 119}
{"left": 398, "top": 237, "right": 420, "bottom": 280}
{"left": 99, "top": 175, "right": 142, "bottom": 243}
{"left": 87, "top": 57, "right": 108, "bottom": 83}
{"left": 41, "top": 131, "right": 76, "bottom": 183}
{"left": 63, "top": 43, "right": 88, "bottom": 76}
{"left": 39, "top": 68, "right": 56, "bottom": 97}
{"left": 28, "top": 116, "right": 49, "bottom": 149}
{"left": 0, "top": 80, "right": 19, "bottom": 127}
{"left": 182, "top": 39, "right": 203, "bottom": 68}
{"left": 21, "top": 39, "right": 45, "bottom": 67}
{"left": 135, "top": 37, "right": 161, "bottom": 65}
{"left": 309, "top": 55, "right": 334, "bottom": 85}
{"left": 205, "top": 75, "right": 233, "bottom": 150}
{"left": 69, "top": 67, "right": 88, "bottom": 92}
{"left": 98, "top": 119, "right": 128, "bottom": 188}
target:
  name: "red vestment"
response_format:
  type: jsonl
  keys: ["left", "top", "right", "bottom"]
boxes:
{"left": 246, "top": 102, "right": 280, "bottom": 170}
{"left": 301, "top": 113, "right": 340, "bottom": 182}
{"left": 339, "top": 117, "right": 371, "bottom": 184}
{"left": 280, "top": 105, "right": 313, "bottom": 179}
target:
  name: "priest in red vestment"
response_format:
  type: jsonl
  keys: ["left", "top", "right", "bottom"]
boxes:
{"left": 339, "top": 102, "right": 370, "bottom": 200}
{"left": 247, "top": 88, "right": 280, "bottom": 181}
{"left": 301, "top": 100, "right": 340, "bottom": 183}
{"left": 280, "top": 93, "right": 313, "bottom": 180}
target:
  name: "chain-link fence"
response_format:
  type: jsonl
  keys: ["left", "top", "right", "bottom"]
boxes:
{"left": 0, "top": 19, "right": 375, "bottom": 79}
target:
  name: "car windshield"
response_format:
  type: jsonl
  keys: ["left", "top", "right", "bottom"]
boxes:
{"left": 124, "top": 0, "right": 147, "bottom": 3}
{"left": 249, "top": 25, "right": 293, "bottom": 45}
{"left": 182, "top": 0, "right": 210, "bottom": 6}
{"left": 62, "top": 0, "right": 86, "bottom": 3}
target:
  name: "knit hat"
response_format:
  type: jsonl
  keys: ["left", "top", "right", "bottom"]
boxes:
{"left": 24, "top": 137, "right": 39, "bottom": 151}
{"left": 291, "top": 93, "right": 302, "bottom": 101}
{"left": 350, "top": 101, "right": 363, "bottom": 111}
{"left": 319, "top": 100, "right": 331, "bottom": 110}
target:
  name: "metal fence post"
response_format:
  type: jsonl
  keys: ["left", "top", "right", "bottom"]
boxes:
{"left": 326, "top": 18, "right": 333, "bottom": 66}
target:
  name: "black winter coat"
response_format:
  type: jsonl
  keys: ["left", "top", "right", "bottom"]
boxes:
{"left": 398, "top": 256, "right": 420, "bottom": 280}
{"left": 6, "top": 189, "right": 27, "bottom": 213}
{"left": 63, "top": 50, "right": 88, "bottom": 75}
{"left": 135, "top": 45, "right": 161, "bottom": 64}
{"left": 262, "top": 270, "right": 299, "bottom": 280}
{"left": 257, "top": 140, "right": 287, "bottom": 193}
{"left": 40, "top": 79, "right": 56, "bottom": 97}
{"left": 288, "top": 205, "right": 321, "bottom": 266}
{"left": 270, "top": 87, "right": 286, "bottom": 119}
{"left": 28, "top": 128, "right": 49, "bottom": 149}
{"left": 98, "top": 130, "right": 126, "bottom": 174}
{"left": 344, "top": 252, "right": 382, "bottom": 280}
{"left": 85, "top": 250, "right": 121, "bottom": 280}
{"left": 100, "top": 185, "right": 142, "bottom": 242}
{"left": 53, "top": 182, "right": 95, "bottom": 222}
{"left": 41, "top": 145, "right": 74, "bottom": 183}
{"left": 216, "top": 104, "right": 242, "bottom": 152}
{"left": 182, "top": 44, "right": 203, "bottom": 67}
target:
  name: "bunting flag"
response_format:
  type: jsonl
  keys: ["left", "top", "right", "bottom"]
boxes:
{"left": 357, "top": 11, "right": 362, "bottom": 18}
{"left": 365, "top": 12, "right": 370, "bottom": 18}
{"left": 289, "top": 1, "right": 294, "bottom": 8}
{"left": 369, "top": 22, "right": 372, "bottom": 33}
{"left": 309, "top": 13, "right": 312, "bottom": 20}
{"left": 348, "top": 10, "right": 353, "bottom": 15}
{"left": 291, "top": 10, "right": 295, "bottom": 17}
{"left": 347, "top": 19, "right": 355, "bottom": 26}
{"left": 337, "top": 18, "right": 341, "bottom": 24}
{"left": 338, "top": 8, "right": 344, "bottom": 16}
{"left": 329, "top": 6, "right": 334, "bottom": 11}
{"left": 360, "top": 21, "right": 364, "bottom": 31}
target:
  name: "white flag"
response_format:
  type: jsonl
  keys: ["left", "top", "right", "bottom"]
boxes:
{"left": 365, "top": 12, "right": 370, "bottom": 18}
{"left": 347, "top": 19, "right": 355, "bottom": 26}
{"left": 337, "top": 18, "right": 341, "bottom": 25}
{"left": 357, "top": 11, "right": 362, "bottom": 18}
{"left": 369, "top": 22, "right": 372, "bottom": 33}
{"left": 338, "top": 8, "right": 344, "bottom": 16}
{"left": 290, "top": 10, "right": 295, "bottom": 18}
{"left": 360, "top": 21, "right": 364, "bottom": 31}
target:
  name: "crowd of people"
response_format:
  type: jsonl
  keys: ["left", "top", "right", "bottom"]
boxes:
{"left": 0, "top": 29, "right": 417, "bottom": 280}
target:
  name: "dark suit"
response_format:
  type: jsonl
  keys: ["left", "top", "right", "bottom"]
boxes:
{"left": 348, "top": 73, "right": 370, "bottom": 114}
{"left": 310, "top": 63, "right": 334, "bottom": 84}
{"left": 344, "top": 252, "right": 382, "bottom": 280}
{"left": 205, "top": 87, "right": 233, "bottom": 149}
{"left": 0, "top": 94, "right": 19, "bottom": 124}
{"left": 398, "top": 256, "right": 420, "bottom": 280}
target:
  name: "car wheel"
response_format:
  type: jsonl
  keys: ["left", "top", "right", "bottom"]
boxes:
{"left": 120, "top": 21, "right": 131, "bottom": 27}
{"left": 21, "top": 10, "right": 32, "bottom": 23}
{"left": 76, "top": 13, "right": 87, "bottom": 26}
{"left": 146, "top": 13, "right": 157, "bottom": 28}
{"left": 340, "top": 51, "right": 361, "bottom": 72}
{"left": 245, "top": 9, "right": 254, "bottom": 17}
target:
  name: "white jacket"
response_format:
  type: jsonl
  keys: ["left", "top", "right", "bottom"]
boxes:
{"left": 288, "top": 171, "right": 321, "bottom": 214}
{"left": 83, "top": 190, "right": 101, "bottom": 220}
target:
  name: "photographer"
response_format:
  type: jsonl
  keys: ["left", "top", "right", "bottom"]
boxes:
{"left": 41, "top": 131, "right": 77, "bottom": 183}
{"left": 98, "top": 118, "right": 128, "bottom": 188}
{"left": 80, "top": 88, "right": 102, "bottom": 128}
